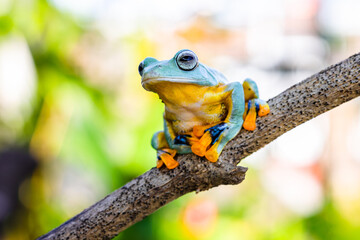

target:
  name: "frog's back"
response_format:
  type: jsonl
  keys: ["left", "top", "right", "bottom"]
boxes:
{"left": 202, "top": 64, "right": 228, "bottom": 86}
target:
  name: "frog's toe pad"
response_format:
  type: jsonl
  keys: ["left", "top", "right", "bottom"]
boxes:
{"left": 205, "top": 149, "right": 219, "bottom": 163}
{"left": 204, "top": 140, "right": 220, "bottom": 162}
{"left": 258, "top": 106, "right": 270, "bottom": 116}
{"left": 193, "top": 125, "right": 206, "bottom": 138}
{"left": 257, "top": 99, "right": 270, "bottom": 117}
{"left": 191, "top": 143, "right": 207, "bottom": 157}
{"left": 157, "top": 149, "right": 178, "bottom": 169}
{"left": 243, "top": 111, "right": 257, "bottom": 131}
{"left": 156, "top": 159, "right": 164, "bottom": 168}
{"left": 243, "top": 120, "right": 256, "bottom": 131}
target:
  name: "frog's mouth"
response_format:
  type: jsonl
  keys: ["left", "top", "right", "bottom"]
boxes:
{"left": 141, "top": 77, "right": 207, "bottom": 91}
{"left": 142, "top": 77, "right": 197, "bottom": 84}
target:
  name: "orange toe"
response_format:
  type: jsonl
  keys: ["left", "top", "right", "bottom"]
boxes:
{"left": 243, "top": 106, "right": 257, "bottom": 131}
{"left": 160, "top": 153, "right": 179, "bottom": 169}
{"left": 156, "top": 159, "right": 164, "bottom": 168}
{"left": 258, "top": 103, "right": 270, "bottom": 117}
{"left": 187, "top": 136, "right": 200, "bottom": 146}
{"left": 205, "top": 142, "right": 219, "bottom": 162}
{"left": 205, "top": 151, "right": 219, "bottom": 163}
{"left": 191, "top": 143, "right": 207, "bottom": 157}
{"left": 199, "top": 132, "right": 212, "bottom": 146}
{"left": 162, "top": 148, "right": 177, "bottom": 157}
{"left": 243, "top": 120, "right": 256, "bottom": 131}
{"left": 193, "top": 125, "right": 206, "bottom": 138}
{"left": 191, "top": 132, "right": 212, "bottom": 156}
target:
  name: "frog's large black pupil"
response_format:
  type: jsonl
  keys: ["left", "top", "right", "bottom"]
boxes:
{"left": 181, "top": 55, "right": 194, "bottom": 62}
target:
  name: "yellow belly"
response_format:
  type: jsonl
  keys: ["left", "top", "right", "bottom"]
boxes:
{"left": 159, "top": 83, "right": 230, "bottom": 134}
{"left": 166, "top": 103, "right": 227, "bottom": 133}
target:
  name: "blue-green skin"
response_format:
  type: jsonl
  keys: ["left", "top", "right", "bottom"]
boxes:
{"left": 140, "top": 49, "right": 259, "bottom": 159}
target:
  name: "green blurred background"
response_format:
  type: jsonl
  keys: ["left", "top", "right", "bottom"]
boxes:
{"left": 1, "top": 0, "right": 360, "bottom": 239}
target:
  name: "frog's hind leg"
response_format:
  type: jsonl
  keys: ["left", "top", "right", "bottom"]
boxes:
{"left": 151, "top": 131, "right": 179, "bottom": 169}
{"left": 193, "top": 123, "right": 239, "bottom": 163}
{"left": 192, "top": 82, "right": 244, "bottom": 163}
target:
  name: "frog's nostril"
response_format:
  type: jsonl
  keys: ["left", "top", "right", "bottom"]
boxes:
{"left": 138, "top": 61, "right": 145, "bottom": 76}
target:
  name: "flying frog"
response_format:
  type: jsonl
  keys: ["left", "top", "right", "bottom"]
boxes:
{"left": 139, "top": 49, "right": 270, "bottom": 169}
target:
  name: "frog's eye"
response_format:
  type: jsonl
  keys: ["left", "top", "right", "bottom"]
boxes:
{"left": 176, "top": 50, "right": 198, "bottom": 71}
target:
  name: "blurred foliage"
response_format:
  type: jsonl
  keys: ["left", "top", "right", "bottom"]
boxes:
{"left": 0, "top": 0, "right": 360, "bottom": 240}
{"left": 0, "top": 0, "right": 161, "bottom": 238}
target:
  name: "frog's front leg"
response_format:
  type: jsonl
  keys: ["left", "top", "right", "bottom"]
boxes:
{"left": 164, "top": 118, "right": 194, "bottom": 154}
{"left": 151, "top": 131, "right": 178, "bottom": 169}
{"left": 152, "top": 118, "right": 196, "bottom": 169}
{"left": 192, "top": 82, "right": 245, "bottom": 162}
{"left": 242, "top": 78, "right": 270, "bottom": 131}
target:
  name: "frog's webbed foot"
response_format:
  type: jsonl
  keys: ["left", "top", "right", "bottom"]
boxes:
{"left": 191, "top": 123, "right": 229, "bottom": 162}
{"left": 156, "top": 148, "right": 178, "bottom": 169}
{"left": 243, "top": 98, "right": 270, "bottom": 131}
{"left": 190, "top": 131, "right": 212, "bottom": 157}
{"left": 243, "top": 100, "right": 257, "bottom": 131}
{"left": 242, "top": 78, "right": 270, "bottom": 131}
{"left": 152, "top": 131, "right": 179, "bottom": 169}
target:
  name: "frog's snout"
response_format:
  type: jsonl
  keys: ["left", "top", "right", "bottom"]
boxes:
{"left": 138, "top": 57, "right": 158, "bottom": 77}
{"left": 138, "top": 61, "right": 145, "bottom": 76}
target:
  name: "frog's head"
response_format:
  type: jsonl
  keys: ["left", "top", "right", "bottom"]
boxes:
{"left": 139, "top": 49, "right": 227, "bottom": 92}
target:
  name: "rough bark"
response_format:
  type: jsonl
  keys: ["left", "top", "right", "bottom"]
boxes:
{"left": 38, "top": 52, "right": 360, "bottom": 240}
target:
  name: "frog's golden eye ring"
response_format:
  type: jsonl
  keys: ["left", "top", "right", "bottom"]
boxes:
{"left": 176, "top": 50, "right": 198, "bottom": 71}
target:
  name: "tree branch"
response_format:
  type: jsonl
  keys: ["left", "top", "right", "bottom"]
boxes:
{"left": 38, "top": 53, "right": 360, "bottom": 240}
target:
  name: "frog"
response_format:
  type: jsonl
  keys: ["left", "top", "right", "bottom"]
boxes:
{"left": 138, "top": 49, "right": 270, "bottom": 169}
